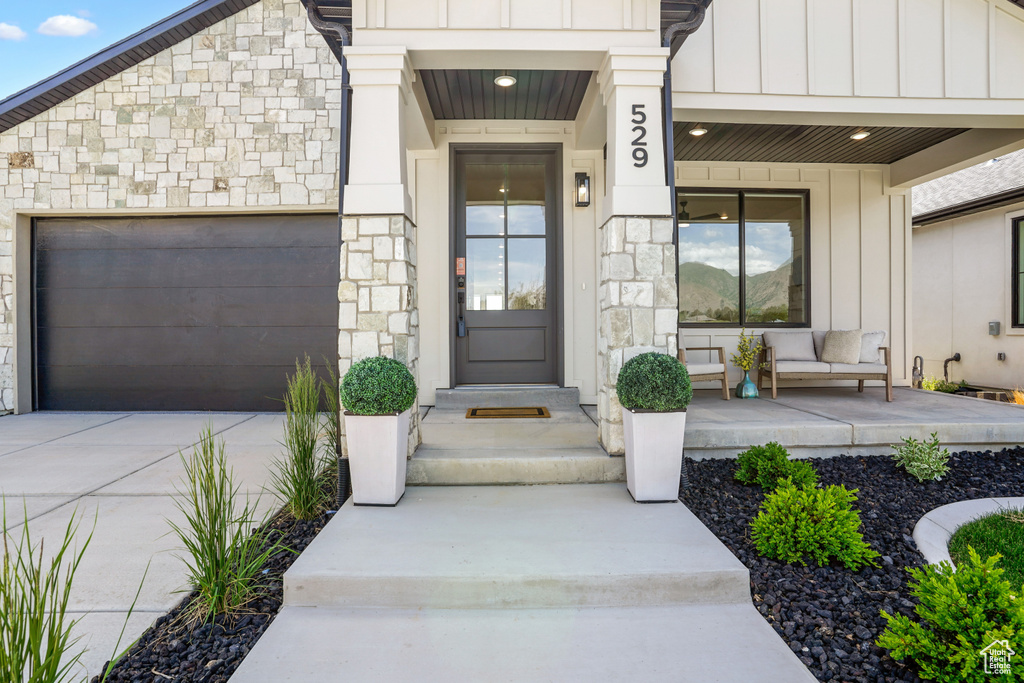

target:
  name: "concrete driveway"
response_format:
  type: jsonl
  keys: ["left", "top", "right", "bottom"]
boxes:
{"left": 0, "top": 412, "right": 285, "bottom": 680}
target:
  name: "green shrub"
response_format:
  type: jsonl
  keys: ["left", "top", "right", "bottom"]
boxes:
{"left": 751, "top": 479, "right": 879, "bottom": 570}
{"left": 271, "top": 357, "right": 334, "bottom": 520}
{"left": 341, "top": 356, "right": 417, "bottom": 416}
{"left": 170, "top": 426, "right": 284, "bottom": 622}
{"left": 877, "top": 548, "right": 1024, "bottom": 682}
{"left": 615, "top": 352, "right": 692, "bottom": 412}
{"left": 892, "top": 431, "right": 950, "bottom": 483}
{"left": 1, "top": 503, "right": 90, "bottom": 683}
{"left": 921, "top": 376, "right": 966, "bottom": 393}
{"left": 734, "top": 442, "right": 819, "bottom": 490}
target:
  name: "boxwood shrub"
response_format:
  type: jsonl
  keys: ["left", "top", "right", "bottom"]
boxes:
{"left": 751, "top": 478, "right": 879, "bottom": 570}
{"left": 341, "top": 356, "right": 416, "bottom": 416}
{"left": 734, "top": 442, "right": 819, "bottom": 491}
{"left": 615, "top": 352, "right": 692, "bottom": 412}
{"left": 878, "top": 548, "right": 1024, "bottom": 682}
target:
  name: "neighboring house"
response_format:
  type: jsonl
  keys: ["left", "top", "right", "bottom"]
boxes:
{"left": 913, "top": 151, "right": 1024, "bottom": 389}
{"left": 1, "top": 0, "right": 1023, "bottom": 454}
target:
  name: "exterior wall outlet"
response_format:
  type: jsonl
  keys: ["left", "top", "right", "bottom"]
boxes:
{"left": 989, "top": 321, "right": 1001, "bottom": 335}
{"left": 998, "top": 352, "right": 1007, "bottom": 361}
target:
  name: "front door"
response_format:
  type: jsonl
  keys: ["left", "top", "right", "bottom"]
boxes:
{"left": 454, "top": 149, "right": 560, "bottom": 385}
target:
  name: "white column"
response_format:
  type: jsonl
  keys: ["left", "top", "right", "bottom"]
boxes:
{"left": 343, "top": 47, "right": 414, "bottom": 217}
{"left": 595, "top": 48, "right": 677, "bottom": 455}
{"left": 596, "top": 48, "right": 672, "bottom": 223}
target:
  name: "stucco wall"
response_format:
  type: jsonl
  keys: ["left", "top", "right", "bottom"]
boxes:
{"left": 913, "top": 201, "right": 1024, "bottom": 388}
{"left": 676, "top": 160, "right": 913, "bottom": 388}
{"left": 0, "top": 0, "right": 342, "bottom": 412}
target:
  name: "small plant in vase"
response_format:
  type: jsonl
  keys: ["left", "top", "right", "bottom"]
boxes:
{"left": 730, "top": 329, "right": 764, "bottom": 399}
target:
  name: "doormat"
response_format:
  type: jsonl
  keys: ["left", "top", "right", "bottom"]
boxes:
{"left": 466, "top": 407, "right": 551, "bottom": 419}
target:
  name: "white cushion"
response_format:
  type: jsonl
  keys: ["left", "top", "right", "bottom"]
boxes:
{"left": 812, "top": 330, "right": 827, "bottom": 360}
{"left": 776, "top": 361, "right": 831, "bottom": 373}
{"left": 686, "top": 362, "right": 725, "bottom": 376}
{"left": 860, "top": 330, "right": 887, "bottom": 363}
{"left": 762, "top": 331, "right": 817, "bottom": 361}
{"left": 829, "top": 363, "right": 887, "bottom": 374}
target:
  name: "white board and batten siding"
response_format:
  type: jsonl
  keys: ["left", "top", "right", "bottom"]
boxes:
{"left": 352, "top": 0, "right": 663, "bottom": 32}
{"left": 676, "top": 162, "right": 912, "bottom": 386}
{"left": 673, "top": 0, "right": 1024, "bottom": 104}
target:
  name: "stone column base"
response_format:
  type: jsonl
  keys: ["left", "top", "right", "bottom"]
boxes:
{"left": 338, "top": 214, "right": 421, "bottom": 458}
{"left": 597, "top": 216, "right": 678, "bottom": 455}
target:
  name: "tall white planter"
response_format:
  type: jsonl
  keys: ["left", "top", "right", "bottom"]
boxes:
{"left": 345, "top": 408, "right": 411, "bottom": 506}
{"left": 621, "top": 408, "right": 687, "bottom": 503}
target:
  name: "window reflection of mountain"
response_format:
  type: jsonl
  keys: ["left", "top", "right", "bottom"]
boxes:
{"left": 678, "top": 259, "right": 796, "bottom": 323}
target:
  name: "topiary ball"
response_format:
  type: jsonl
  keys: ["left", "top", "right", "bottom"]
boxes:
{"left": 615, "top": 352, "right": 692, "bottom": 412}
{"left": 341, "top": 356, "right": 417, "bottom": 415}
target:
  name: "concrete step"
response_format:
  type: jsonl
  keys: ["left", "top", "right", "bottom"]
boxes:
{"left": 282, "top": 485, "right": 751, "bottom": 610}
{"left": 230, "top": 603, "right": 818, "bottom": 683}
{"left": 413, "top": 408, "right": 614, "bottom": 484}
{"left": 434, "top": 386, "right": 581, "bottom": 410}
{"left": 408, "top": 448, "right": 625, "bottom": 485}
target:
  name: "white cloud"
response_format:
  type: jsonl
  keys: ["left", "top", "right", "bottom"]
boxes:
{"left": 0, "top": 23, "right": 28, "bottom": 41}
{"left": 38, "top": 15, "right": 97, "bottom": 37}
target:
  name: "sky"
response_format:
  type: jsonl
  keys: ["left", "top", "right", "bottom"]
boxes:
{"left": 678, "top": 221, "right": 796, "bottom": 277}
{"left": 0, "top": 0, "right": 187, "bottom": 101}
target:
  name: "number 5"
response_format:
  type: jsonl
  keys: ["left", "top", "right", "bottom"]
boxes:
{"left": 631, "top": 104, "right": 646, "bottom": 125}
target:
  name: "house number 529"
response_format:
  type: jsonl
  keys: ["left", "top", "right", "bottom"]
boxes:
{"left": 630, "top": 104, "right": 648, "bottom": 168}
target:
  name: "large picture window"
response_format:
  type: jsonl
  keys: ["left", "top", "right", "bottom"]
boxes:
{"left": 1013, "top": 217, "right": 1024, "bottom": 327}
{"left": 677, "top": 189, "right": 810, "bottom": 327}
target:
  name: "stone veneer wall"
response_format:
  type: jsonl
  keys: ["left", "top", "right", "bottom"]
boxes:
{"left": 0, "top": 0, "right": 342, "bottom": 412}
{"left": 339, "top": 215, "right": 421, "bottom": 457}
{"left": 597, "top": 216, "right": 679, "bottom": 455}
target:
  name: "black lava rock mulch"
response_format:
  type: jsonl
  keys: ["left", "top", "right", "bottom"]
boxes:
{"left": 681, "top": 447, "right": 1024, "bottom": 683}
{"left": 91, "top": 508, "right": 334, "bottom": 683}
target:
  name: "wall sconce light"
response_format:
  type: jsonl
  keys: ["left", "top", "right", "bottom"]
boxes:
{"left": 575, "top": 172, "right": 591, "bottom": 208}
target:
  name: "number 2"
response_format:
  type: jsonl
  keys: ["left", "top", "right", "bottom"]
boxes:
{"left": 631, "top": 126, "right": 647, "bottom": 147}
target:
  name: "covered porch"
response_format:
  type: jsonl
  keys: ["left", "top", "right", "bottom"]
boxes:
{"left": 683, "top": 387, "right": 1024, "bottom": 460}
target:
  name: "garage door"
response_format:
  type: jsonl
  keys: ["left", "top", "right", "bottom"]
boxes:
{"left": 34, "top": 215, "right": 339, "bottom": 411}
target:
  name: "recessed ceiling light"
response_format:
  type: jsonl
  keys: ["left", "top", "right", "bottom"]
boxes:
{"left": 719, "top": 213, "right": 728, "bottom": 220}
{"left": 689, "top": 124, "right": 708, "bottom": 137}
{"left": 850, "top": 131, "right": 870, "bottom": 141}
{"left": 494, "top": 74, "right": 517, "bottom": 87}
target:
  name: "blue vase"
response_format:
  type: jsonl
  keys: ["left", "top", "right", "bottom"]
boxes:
{"left": 736, "top": 370, "right": 759, "bottom": 399}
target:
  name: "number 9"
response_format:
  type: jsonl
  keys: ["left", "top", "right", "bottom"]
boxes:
{"left": 632, "top": 147, "right": 648, "bottom": 168}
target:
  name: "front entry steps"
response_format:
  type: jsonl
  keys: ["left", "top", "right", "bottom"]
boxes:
{"left": 230, "top": 485, "right": 816, "bottom": 682}
{"left": 434, "top": 386, "right": 582, "bottom": 410}
{"left": 410, "top": 391, "right": 622, "bottom": 485}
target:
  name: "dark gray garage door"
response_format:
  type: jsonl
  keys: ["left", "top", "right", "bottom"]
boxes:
{"left": 34, "top": 215, "right": 339, "bottom": 411}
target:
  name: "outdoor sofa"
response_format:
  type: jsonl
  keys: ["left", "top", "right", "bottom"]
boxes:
{"left": 757, "top": 330, "right": 893, "bottom": 402}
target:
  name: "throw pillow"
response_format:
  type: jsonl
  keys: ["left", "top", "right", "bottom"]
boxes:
{"left": 763, "top": 331, "right": 817, "bottom": 362}
{"left": 821, "top": 329, "right": 864, "bottom": 365}
{"left": 860, "top": 330, "right": 887, "bottom": 363}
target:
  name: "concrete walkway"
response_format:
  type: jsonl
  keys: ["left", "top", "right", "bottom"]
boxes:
{"left": 685, "top": 387, "right": 1024, "bottom": 458}
{"left": 231, "top": 485, "right": 816, "bottom": 682}
{"left": 0, "top": 412, "right": 284, "bottom": 680}
{"left": 912, "top": 497, "right": 1024, "bottom": 566}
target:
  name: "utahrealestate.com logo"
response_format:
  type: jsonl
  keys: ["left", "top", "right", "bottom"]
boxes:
{"left": 981, "top": 640, "right": 1016, "bottom": 675}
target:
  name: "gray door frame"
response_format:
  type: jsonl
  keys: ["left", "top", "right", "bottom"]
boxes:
{"left": 448, "top": 143, "right": 564, "bottom": 387}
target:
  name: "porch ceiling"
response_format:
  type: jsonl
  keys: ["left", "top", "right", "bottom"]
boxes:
{"left": 673, "top": 122, "right": 969, "bottom": 165}
{"left": 419, "top": 70, "right": 592, "bottom": 121}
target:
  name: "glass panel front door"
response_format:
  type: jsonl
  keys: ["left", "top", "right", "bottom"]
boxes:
{"left": 454, "top": 151, "right": 559, "bottom": 385}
